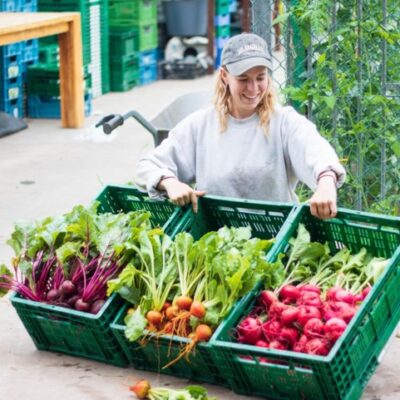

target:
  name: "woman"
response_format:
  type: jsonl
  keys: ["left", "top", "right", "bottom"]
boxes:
{"left": 135, "top": 33, "right": 346, "bottom": 219}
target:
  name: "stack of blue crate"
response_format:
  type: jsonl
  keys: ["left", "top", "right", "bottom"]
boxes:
{"left": 138, "top": 48, "right": 158, "bottom": 86}
{"left": 0, "top": 0, "right": 39, "bottom": 117}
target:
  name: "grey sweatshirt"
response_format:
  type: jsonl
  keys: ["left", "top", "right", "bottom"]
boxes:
{"left": 135, "top": 105, "right": 346, "bottom": 202}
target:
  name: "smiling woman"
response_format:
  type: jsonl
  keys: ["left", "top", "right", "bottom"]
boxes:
{"left": 135, "top": 33, "right": 346, "bottom": 220}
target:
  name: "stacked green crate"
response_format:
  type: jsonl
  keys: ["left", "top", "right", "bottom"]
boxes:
{"left": 109, "top": 0, "right": 158, "bottom": 91}
{"left": 38, "top": 0, "right": 109, "bottom": 97}
{"left": 109, "top": 30, "right": 139, "bottom": 91}
{"left": 26, "top": 60, "right": 92, "bottom": 118}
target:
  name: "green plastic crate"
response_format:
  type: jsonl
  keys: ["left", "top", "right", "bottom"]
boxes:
{"left": 110, "top": 56, "right": 139, "bottom": 91}
{"left": 110, "top": 29, "right": 138, "bottom": 59}
{"left": 95, "top": 184, "right": 184, "bottom": 235}
{"left": 10, "top": 292, "right": 128, "bottom": 367}
{"left": 211, "top": 205, "right": 400, "bottom": 400}
{"left": 110, "top": 195, "right": 296, "bottom": 385}
{"left": 109, "top": 0, "right": 157, "bottom": 25}
{"left": 215, "top": 24, "right": 230, "bottom": 38}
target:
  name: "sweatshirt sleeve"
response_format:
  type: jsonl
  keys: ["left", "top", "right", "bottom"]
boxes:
{"left": 281, "top": 107, "right": 346, "bottom": 190}
{"left": 135, "top": 114, "right": 197, "bottom": 200}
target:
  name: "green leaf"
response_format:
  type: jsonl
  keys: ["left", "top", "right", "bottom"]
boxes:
{"left": 0, "top": 264, "right": 12, "bottom": 296}
{"left": 124, "top": 307, "right": 147, "bottom": 341}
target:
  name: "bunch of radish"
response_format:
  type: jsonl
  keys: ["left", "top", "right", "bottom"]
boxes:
{"left": 236, "top": 284, "right": 371, "bottom": 356}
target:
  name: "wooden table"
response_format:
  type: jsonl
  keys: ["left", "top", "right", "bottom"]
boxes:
{"left": 0, "top": 12, "right": 84, "bottom": 128}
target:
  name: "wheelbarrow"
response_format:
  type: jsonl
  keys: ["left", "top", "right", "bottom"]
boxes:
{"left": 96, "top": 90, "right": 211, "bottom": 146}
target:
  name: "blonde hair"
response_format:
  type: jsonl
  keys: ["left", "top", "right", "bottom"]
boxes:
{"left": 213, "top": 68, "right": 277, "bottom": 134}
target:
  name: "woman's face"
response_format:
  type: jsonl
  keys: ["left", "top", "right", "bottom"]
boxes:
{"left": 221, "top": 66, "right": 269, "bottom": 119}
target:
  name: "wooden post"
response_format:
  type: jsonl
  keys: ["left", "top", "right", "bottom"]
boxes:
{"left": 58, "top": 13, "right": 84, "bottom": 128}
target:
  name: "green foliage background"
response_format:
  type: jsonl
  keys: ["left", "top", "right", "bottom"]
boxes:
{"left": 266, "top": 0, "right": 400, "bottom": 215}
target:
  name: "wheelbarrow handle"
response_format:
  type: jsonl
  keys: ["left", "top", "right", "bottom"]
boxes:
{"left": 96, "top": 111, "right": 158, "bottom": 139}
{"left": 125, "top": 110, "right": 158, "bottom": 139}
{"left": 103, "top": 115, "right": 124, "bottom": 134}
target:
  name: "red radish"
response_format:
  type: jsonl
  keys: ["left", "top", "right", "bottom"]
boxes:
{"left": 293, "top": 335, "right": 308, "bottom": 353}
{"left": 324, "top": 317, "right": 347, "bottom": 342}
{"left": 326, "top": 287, "right": 341, "bottom": 302}
{"left": 297, "top": 290, "right": 322, "bottom": 308}
{"left": 146, "top": 310, "right": 163, "bottom": 326}
{"left": 255, "top": 339, "right": 269, "bottom": 348}
{"left": 325, "top": 301, "right": 356, "bottom": 323}
{"left": 297, "top": 305, "right": 322, "bottom": 327}
{"left": 262, "top": 320, "right": 282, "bottom": 341}
{"left": 165, "top": 305, "right": 179, "bottom": 320}
{"left": 277, "top": 327, "right": 299, "bottom": 347}
{"left": 326, "top": 287, "right": 355, "bottom": 304}
{"left": 74, "top": 298, "right": 91, "bottom": 312}
{"left": 259, "top": 290, "right": 278, "bottom": 309}
{"left": 268, "top": 301, "right": 287, "bottom": 319}
{"left": 190, "top": 301, "right": 206, "bottom": 319}
{"left": 299, "top": 284, "right": 321, "bottom": 295}
{"left": 195, "top": 324, "right": 212, "bottom": 341}
{"left": 90, "top": 299, "right": 105, "bottom": 314}
{"left": 60, "top": 280, "right": 76, "bottom": 296}
{"left": 303, "top": 318, "right": 324, "bottom": 338}
{"left": 305, "top": 338, "right": 331, "bottom": 356}
{"left": 129, "top": 379, "right": 150, "bottom": 399}
{"left": 353, "top": 294, "right": 364, "bottom": 304}
{"left": 362, "top": 286, "right": 371, "bottom": 300}
{"left": 175, "top": 295, "right": 193, "bottom": 310}
{"left": 281, "top": 306, "right": 299, "bottom": 326}
{"left": 237, "top": 316, "right": 263, "bottom": 345}
{"left": 279, "top": 285, "right": 301, "bottom": 304}
{"left": 268, "top": 340, "right": 288, "bottom": 350}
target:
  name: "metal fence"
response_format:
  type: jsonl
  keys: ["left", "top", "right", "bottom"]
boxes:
{"left": 250, "top": 0, "right": 400, "bottom": 215}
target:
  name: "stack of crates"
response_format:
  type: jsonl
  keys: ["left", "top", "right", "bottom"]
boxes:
{"left": 108, "top": 0, "right": 158, "bottom": 91}
{"left": 26, "top": 62, "right": 92, "bottom": 119}
{"left": 214, "top": 0, "right": 231, "bottom": 68}
{"left": 0, "top": 0, "right": 39, "bottom": 118}
{"left": 37, "top": 0, "right": 109, "bottom": 98}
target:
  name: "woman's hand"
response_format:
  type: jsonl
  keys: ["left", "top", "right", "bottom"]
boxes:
{"left": 309, "top": 175, "right": 337, "bottom": 220}
{"left": 158, "top": 177, "right": 206, "bottom": 213}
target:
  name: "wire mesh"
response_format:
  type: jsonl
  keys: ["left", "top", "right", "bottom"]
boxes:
{"left": 250, "top": 0, "right": 400, "bottom": 215}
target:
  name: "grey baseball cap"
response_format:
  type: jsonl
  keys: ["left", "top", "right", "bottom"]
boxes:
{"left": 221, "top": 33, "right": 272, "bottom": 75}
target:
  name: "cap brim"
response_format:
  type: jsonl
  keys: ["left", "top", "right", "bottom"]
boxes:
{"left": 225, "top": 57, "right": 272, "bottom": 76}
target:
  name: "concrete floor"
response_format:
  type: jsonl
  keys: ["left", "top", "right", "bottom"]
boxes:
{"left": 0, "top": 75, "right": 399, "bottom": 400}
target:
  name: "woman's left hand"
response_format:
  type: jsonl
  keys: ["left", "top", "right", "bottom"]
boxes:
{"left": 309, "top": 176, "right": 337, "bottom": 220}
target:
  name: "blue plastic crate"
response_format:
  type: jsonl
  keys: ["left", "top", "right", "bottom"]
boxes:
{"left": 21, "top": 0, "right": 37, "bottom": 11}
{"left": 27, "top": 92, "right": 92, "bottom": 119}
{"left": 0, "top": 42, "right": 23, "bottom": 58}
{"left": 22, "top": 39, "right": 39, "bottom": 63}
{"left": 139, "top": 63, "right": 157, "bottom": 85}
{"left": 138, "top": 48, "right": 158, "bottom": 68}
{"left": 0, "top": 97, "right": 23, "bottom": 118}
{"left": 0, "top": 76, "right": 22, "bottom": 102}
{"left": 0, "top": 53, "right": 22, "bottom": 79}
{"left": 215, "top": 35, "right": 230, "bottom": 49}
{"left": 0, "top": 0, "right": 22, "bottom": 11}
{"left": 214, "top": 13, "right": 230, "bottom": 26}
{"left": 214, "top": 46, "right": 223, "bottom": 69}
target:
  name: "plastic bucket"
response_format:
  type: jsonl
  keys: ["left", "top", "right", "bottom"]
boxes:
{"left": 163, "top": 0, "right": 207, "bottom": 36}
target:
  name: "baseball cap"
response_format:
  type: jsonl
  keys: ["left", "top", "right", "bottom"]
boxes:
{"left": 221, "top": 33, "right": 272, "bottom": 76}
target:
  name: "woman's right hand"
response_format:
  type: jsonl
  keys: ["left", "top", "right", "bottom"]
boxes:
{"left": 158, "top": 177, "right": 206, "bottom": 213}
